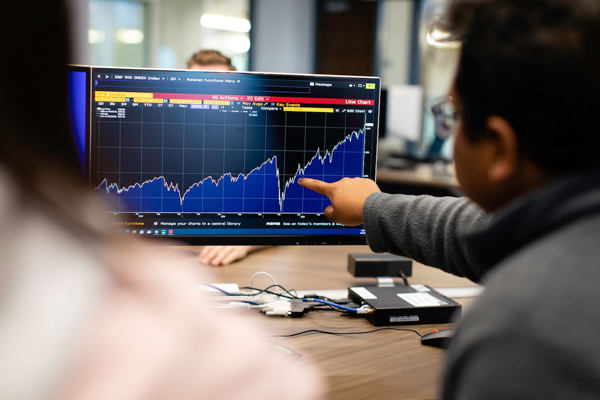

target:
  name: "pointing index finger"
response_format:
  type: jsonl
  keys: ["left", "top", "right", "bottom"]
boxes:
{"left": 298, "top": 178, "right": 331, "bottom": 196}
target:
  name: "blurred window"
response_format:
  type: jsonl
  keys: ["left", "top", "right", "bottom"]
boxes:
{"left": 89, "top": 0, "right": 148, "bottom": 67}
{"left": 88, "top": 0, "right": 250, "bottom": 71}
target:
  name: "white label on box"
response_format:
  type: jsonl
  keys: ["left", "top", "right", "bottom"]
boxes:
{"left": 410, "top": 284, "right": 430, "bottom": 292}
{"left": 397, "top": 292, "right": 447, "bottom": 307}
{"left": 351, "top": 287, "right": 377, "bottom": 300}
{"left": 390, "top": 315, "right": 419, "bottom": 322}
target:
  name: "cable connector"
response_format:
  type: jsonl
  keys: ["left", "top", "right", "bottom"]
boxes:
{"left": 302, "top": 295, "right": 354, "bottom": 305}
{"left": 289, "top": 299, "right": 312, "bottom": 317}
{"left": 255, "top": 293, "right": 280, "bottom": 304}
{"left": 262, "top": 300, "right": 291, "bottom": 316}
{"left": 302, "top": 298, "right": 366, "bottom": 313}
{"left": 356, "top": 305, "right": 373, "bottom": 314}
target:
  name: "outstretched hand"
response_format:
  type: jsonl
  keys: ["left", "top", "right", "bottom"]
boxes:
{"left": 298, "top": 177, "right": 381, "bottom": 226}
{"left": 198, "top": 245, "right": 269, "bottom": 266}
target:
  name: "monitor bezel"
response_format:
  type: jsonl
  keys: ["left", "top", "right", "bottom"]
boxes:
{"left": 67, "top": 64, "right": 92, "bottom": 180}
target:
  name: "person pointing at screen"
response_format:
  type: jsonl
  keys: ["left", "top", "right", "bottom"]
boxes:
{"left": 301, "top": 0, "right": 600, "bottom": 397}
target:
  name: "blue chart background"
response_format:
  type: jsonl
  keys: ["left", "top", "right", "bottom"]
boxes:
{"left": 97, "top": 126, "right": 365, "bottom": 214}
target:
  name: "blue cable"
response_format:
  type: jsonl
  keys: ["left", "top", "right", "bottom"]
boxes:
{"left": 200, "top": 284, "right": 258, "bottom": 305}
{"left": 200, "top": 283, "right": 231, "bottom": 296}
{"left": 302, "top": 298, "right": 361, "bottom": 313}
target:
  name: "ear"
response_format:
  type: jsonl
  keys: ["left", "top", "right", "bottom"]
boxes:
{"left": 484, "top": 116, "right": 520, "bottom": 184}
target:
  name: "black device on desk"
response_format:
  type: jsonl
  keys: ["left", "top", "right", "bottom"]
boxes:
{"left": 68, "top": 65, "right": 380, "bottom": 245}
{"left": 349, "top": 285, "right": 461, "bottom": 326}
{"left": 348, "top": 253, "right": 413, "bottom": 277}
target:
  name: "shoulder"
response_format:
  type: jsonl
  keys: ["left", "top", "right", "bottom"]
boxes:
{"left": 443, "top": 215, "right": 600, "bottom": 398}
{"left": 481, "top": 212, "right": 600, "bottom": 310}
{"left": 0, "top": 169, "right": 111, "bottom": 400}
{"left": 460, "top": 213, "right": 600, "bottom": 337}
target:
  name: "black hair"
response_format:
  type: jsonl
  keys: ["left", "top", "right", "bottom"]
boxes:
{"left": 0, "top": 1, "right": 80, "bottom": 188}
{"left": 445, "top": 0, "right": 600, "bottom": 175}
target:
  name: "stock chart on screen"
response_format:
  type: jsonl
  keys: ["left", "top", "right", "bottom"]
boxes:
{"left": 90, "top": 67, "right": 380, "bottom": 244}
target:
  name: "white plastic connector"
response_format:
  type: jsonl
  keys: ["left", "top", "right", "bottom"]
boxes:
{"left": 255, "top": 293, "right": 280, "bottom": 304}
{"left": 356, "top": 305, "right": 372, "bottom": 314}
{"left": 262, "top": 300, "right": 291, "bottom": 316}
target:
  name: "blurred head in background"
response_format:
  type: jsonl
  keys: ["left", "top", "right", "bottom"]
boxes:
{"left": 187, "top": 49, "right": 236, "bottom": 71}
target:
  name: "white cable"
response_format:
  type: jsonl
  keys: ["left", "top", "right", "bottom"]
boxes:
{"left": 200, "top": 296, "right": 257, "bottom": 303}
{"left": 199, "top": 303, "right": 263, "bottom": 311}
{"left": 199, "top": 294, "right": 283, "bottom": 305}
{"left": 228, "top": 302, "right": 253, "bottom": 310}
{"left": 250, "top": 271, "right": 278, "bottom": 289}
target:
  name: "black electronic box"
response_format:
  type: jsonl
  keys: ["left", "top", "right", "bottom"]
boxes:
{"left": 348, "top": 285, "right": 461, "bottom": 326}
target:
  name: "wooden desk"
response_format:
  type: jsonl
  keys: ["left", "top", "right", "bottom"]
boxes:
{"left": 179, "top": 245, "right": 479, "bottom": 400}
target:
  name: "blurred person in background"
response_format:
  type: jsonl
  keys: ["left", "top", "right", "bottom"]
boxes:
{"left": 187, "top": 48, "right": 270, "bottom": 266}
{"left": 0, "top": 2, "right": 323, "bottom": 399}
{"left": 187, "top": 49, "right": 236, "bottom": 71}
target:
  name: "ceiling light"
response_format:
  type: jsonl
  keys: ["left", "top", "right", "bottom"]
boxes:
{"left": 88, "top": 29, "right": 106, "bottom": 44}
{"left": 231, "top": 36, "right": 251, "bottom": 53}
{"left": 116, "top": 29, "right": 144, "bottom": 44}
{"left": 200, "top": 14, "right": 251, "bottom": 33}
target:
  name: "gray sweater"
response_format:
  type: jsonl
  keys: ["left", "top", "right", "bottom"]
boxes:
{"left": 363, "top": 171, "right": 600, "bottom": 399}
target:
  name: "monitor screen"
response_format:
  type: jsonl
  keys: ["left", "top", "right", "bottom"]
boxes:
{"left": 88, "top": 66, "right": 380, "bottom": 245}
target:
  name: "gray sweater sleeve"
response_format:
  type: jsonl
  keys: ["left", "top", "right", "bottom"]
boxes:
{"left": 362, "top": 193, "right": 491, "bottom": 282}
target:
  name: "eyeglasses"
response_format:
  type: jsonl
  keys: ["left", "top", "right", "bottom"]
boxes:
{"left": 430, "top": 96, "right": 460, "bottom": 139}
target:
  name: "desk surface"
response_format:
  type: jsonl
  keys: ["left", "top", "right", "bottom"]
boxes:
{"left": 377, "top": 164, "right": 460, "bottom": 191}
{"left": 180, "top": 245, "right": 478, "bottom": 400}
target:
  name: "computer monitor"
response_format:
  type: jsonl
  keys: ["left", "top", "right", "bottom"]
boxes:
{"left": 73, "top": 66, "right": 380, "bottom": 245}
{"left": 385, "top": 85, "right": 423, "bottom": 142}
